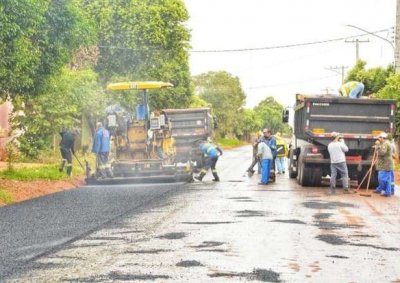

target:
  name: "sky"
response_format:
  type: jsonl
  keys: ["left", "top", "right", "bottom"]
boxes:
{"left": 184, "top": 0, "right": 396, "bottom": 108}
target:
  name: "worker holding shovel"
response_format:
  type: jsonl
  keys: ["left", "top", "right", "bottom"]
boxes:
{"left": 373, "top": 133, "right": 394, "bottom": 197}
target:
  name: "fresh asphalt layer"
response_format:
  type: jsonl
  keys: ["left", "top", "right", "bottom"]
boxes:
{"left": 0, "top": 182, "right": 184, "bottom": 278}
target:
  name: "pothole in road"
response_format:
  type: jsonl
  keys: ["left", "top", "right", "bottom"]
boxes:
{"left": 228, "top": 197, "right": 252, "bottom": 200}
{"left": 316, "top": 234, "right": 399, "bottom": 251}
{"left": 236, "top": 210, "right": 267, "bottom": 217}
{"left": 192, "top": 241, "right": 225, "bottom": 248}
{"left": 326, "top": 255, "right": 349, "bottom": 259}
{"left": 157, "top": 232, "right": 186, "bottom": 239}
{"left": 208, "top": 268, "right": 281, "bottom": 282}
{"left": 314, "top": 221, "right": 363, "bottom": 230}
{"left": 236, "top": 200, "right": 257, "bottom": 202}
{"left": 176, "top": 260, "right": 204, "bottom": 267}
{"left": 316, "top": 234, "right": 347, "bottom": 245}
{"left": 313, "top": 213, "right": 333, "bottom": 220}
{"left": 125, "top": 249, "right": 171, "bottom": 254}
{"left": 270, "top": 219, "right": 306, "bottom": 225}
{"left": 303, "top": 201, "right": 355, "bottom": 210}
{"left": 108, "top": 271, "right": 171, "bottom": 281}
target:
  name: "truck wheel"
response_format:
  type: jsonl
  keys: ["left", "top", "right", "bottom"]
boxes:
{"left": 298, "top": 162, "right": 321, "bottom": 187}
{"left": 289, "top": 150, "right": 298, "bottom": 179}
{"left": 307, "top": 166, "right": 322, "bottom": 187}
{"left": 297, "top": 158, "right": 306, "bottom": 186}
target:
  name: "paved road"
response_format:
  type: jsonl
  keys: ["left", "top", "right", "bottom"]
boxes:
{"left": 2, "top": 145, "right": 400, "bottom": 282}
{"left": 0, "top": 182, "right": 185, "bottom": 278}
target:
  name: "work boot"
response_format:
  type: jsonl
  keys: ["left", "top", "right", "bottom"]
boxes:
{"left": 247, "top": 169, "right": 255, "bottom": 177}
{"left": 195, "top": 172, "right": 206, "bottom": 182}
{"left": 59, "top": 159, "right": 66, "bottom": 172}
{"left": 212, "top": 172, "right": 220, "bottom": 182}
{"left": 66, "top": 166, "right": 72, "bottom": 176}
{"left": 343, "top": 188, "right": 350, "bottom": 194}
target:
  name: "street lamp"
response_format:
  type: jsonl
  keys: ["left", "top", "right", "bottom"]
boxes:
{"left": 346, "top": 24, "right": 395, "bottom": 68}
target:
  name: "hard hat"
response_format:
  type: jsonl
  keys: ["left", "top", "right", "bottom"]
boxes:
{"left": 377, "top": 132, "right": 388, "bottom": 139}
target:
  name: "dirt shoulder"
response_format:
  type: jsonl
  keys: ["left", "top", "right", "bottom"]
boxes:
{"left": 0, "top": 177, "right": 85, "bottom": 207}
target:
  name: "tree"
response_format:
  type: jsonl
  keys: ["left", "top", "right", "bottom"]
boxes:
{"left": 254, "top": 97, "right": 290, "bottom": 134}
{"left": 0, "top": 0, "right": 95, "bottom": 99}
{"left": 79, "top": 0, "right": 192, "bottom": 110}
{"left": 377, "top": 74, "right": 400, "bottom": 136}
{"left": 345, "top": 60, "right": 393, "bottom": 94}
{"left": 13, "top": 67, "right": 105, "bottom": 159}
{"left": 192, "top": 71, "right": 246, "bottom": 137}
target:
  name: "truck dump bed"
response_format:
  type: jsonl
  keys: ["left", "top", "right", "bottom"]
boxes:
{"left": 294, "top": 96, "right": 396, "bottom": 150}
{"left": 162, "top": 108, "right": 212, "bottom": 163}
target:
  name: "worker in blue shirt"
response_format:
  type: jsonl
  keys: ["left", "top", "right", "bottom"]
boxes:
{"left": 195, "top": 140, "right": 223, "bottom": 182}
{"left": 92, "top": 122, "right": 113, "bottom": 179}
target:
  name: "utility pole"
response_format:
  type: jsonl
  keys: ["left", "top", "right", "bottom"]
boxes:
{"left": 345, "top": 38, "right": 370, "bottom": 62}
{"left": 396, "top": 0, "right": 400, "bottom": 73}
{"left": 326, "top": 66, "right": 348, "bottom": 83}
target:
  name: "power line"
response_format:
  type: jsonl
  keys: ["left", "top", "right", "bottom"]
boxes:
{"left": 97, "top": 28, "right": 391, "bottom": 53}
{"left": 190, "top": 28, "right": 391, "bottom": 53}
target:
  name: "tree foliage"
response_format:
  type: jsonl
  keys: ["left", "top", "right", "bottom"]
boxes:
{"left": 345, "top": 60, "right": 394, "bottom": 94}
{"left": 253, "top": 97, "right": 290, "bottom": 134}
{"left": 79, "top": 0, "right": 192, "bottom": 110}
{"left": 192, "top": 71, "right": 246, "bottom": 137}
{"left": 377, "top": 74, "right": 400, "bottom": 136}
{"left": 0, "top": 0, "right": 95, "bottom": 99}
{"left": 13, "top": 67, "right": 104, "bottom": 159}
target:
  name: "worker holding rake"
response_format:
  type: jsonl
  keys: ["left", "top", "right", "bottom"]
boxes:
{"left": 373, "top": 133, "right": 394, "bottom": 197}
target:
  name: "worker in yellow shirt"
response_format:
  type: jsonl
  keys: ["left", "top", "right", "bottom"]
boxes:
{"left": 339, "top": 81, "right": 364, "bottom": 98}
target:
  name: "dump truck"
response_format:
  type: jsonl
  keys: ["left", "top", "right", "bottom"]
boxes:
{"left": 285, "top": 94, "right": 396, "bottom": 187}
{"left": 85, "top": 81, "right": 194, "bottom": 184}
{"left": 162, "top": 108, "right": 213, "bottom": 172}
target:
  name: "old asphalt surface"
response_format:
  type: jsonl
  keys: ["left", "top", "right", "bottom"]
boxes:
{"left": 1, "top": 145, "right": 400, "bottom": 282}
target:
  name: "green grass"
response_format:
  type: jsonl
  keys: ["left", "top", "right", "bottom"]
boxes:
{"left": 0, "top": 165, "right": 70, "bottom": 181}
{"left": 0, "top": 188, "right": 14, "bottom": 204}
{"left": 217, "top": 138, "right": 247, "bottom": 148}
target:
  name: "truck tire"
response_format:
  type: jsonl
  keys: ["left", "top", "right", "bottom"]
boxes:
{"left": 289, "top": 150, "right": 298, "bottom": 179}
{"left": 298, "top": 159, "right": 322, "bottom": 187}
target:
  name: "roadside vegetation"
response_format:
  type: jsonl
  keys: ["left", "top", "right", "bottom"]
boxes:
{"left": 1, "top": 1, "right": 400, "bottom": 179}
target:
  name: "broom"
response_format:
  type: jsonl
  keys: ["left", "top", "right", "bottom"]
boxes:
{"left": 358, "top": 147, "right": 377, "bottom": 197}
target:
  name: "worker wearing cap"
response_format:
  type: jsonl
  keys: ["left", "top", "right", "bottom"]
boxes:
{"left": 195, "top": 141, "right": 223, "bottom": 182}
{"left": 373, "top": 133, "right": 394, "bottom": 197}
{"left": 327, "top": 132, "right": 350, "bottom": 194}
{"left": 339, "top": 81, "right": 365, "bottom": 99}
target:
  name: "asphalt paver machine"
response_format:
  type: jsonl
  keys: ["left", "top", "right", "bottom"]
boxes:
{"left": 85, "top": 81, "right": 193, "bottom": 184}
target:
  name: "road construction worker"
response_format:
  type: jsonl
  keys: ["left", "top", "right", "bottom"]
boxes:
{"left": 339, "top": 81, "right": 365, "bottom": 99}
{"left": 257, "top": 136, "right": 273, "bottom": 185}
{"left": 327, "top": 132, "right": 350, "bottom": 194}
{"left": 247, "top": 131, "right": 263, "bottom": 177}
{"left": 373, "top": 133, "right": 394, "bottom": 197}
{"left": 92, "top": 122, "right": 113, "bottom": 179}
{"left": 275, "top": 132, "right": 288, "bottom": 175}
{"left": 59, "top": 128, "right": 79, "bottom": 176}
{"left": 261, "top": 129, "right": 277, "bottom": 182}
{"left": 195, "top": 141, "right": 223, "bottom": 182}
{"left": 388, "top": 134, "right": 397, "bottom": 195}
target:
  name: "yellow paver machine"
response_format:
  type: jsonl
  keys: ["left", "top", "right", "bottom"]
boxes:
{"left": 85, "top": 81, "right": 194, "bottom": 184}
